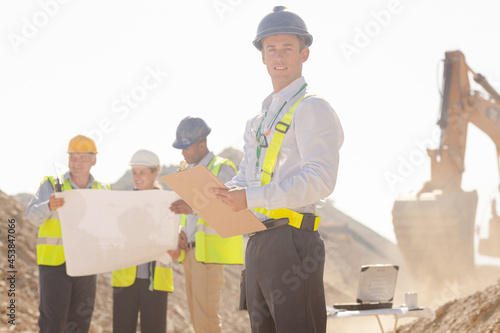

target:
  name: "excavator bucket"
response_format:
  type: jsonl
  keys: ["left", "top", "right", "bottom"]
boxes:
{"left": 392, "top": 190, "right": 477, "bottom": 284}
{"left": 479, "top": 216, "right": 500, "bottom": 257}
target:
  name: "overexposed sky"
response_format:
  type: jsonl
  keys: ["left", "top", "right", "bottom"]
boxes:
{"left": 1, "top": 0, "right": 500, "bottom": 248}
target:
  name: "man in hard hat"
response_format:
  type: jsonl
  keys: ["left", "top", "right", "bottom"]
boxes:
{"left": 169, "top": 116, "right": 243, "bottom": 333}
{"left": 212, "top": 6, "right": 344, "bottom": 333}
{"left": 26, "top": 135, "right": 110, "bottom": 333}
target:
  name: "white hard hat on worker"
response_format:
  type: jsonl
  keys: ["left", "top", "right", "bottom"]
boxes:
{"left": 129, "top": 149, "right": 161, "bottom": 190}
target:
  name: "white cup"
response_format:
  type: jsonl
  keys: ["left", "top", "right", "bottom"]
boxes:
{"left": 405, "top": 292, "right": 418, "bottom": 309}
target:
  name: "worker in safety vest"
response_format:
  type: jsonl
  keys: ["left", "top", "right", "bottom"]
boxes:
{"left": 26, "top": 135, "right": 110, "bottom": 333}
{"left": 169, "top": 116, "right": 243, "bottom": 333}
{"left": 212, "top": 6, "right": 344, "bottom": 333}
{"left": 112, "top": 149, "right": 174, "bottom": 333}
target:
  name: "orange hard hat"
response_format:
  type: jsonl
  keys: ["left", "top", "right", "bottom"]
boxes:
{"left": 67, "top": 135, "right": 98, "bottom": 154}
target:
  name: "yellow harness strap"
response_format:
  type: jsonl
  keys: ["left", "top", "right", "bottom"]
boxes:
{"left": 253, "top": 94, "right": 321, "bottom": 231}
{"left": 260, "top": 94, "right": 307, "bottom": 186}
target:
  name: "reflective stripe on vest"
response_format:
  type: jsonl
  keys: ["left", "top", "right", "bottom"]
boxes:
{"left": 112, "top": 262, "right": 174, "bottom": 292}
{"left": 252, "top": 95, "right": 321, "bottom": 231}
{"left": 37, "top": 176, "right": 110, "bottom": 266}
{"left": 179, "top": 156, "right": 244, "bottom": 265}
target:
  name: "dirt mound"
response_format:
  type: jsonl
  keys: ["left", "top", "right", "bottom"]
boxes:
{"left": 398, "top": 282, "right": 500, "bottom": 333}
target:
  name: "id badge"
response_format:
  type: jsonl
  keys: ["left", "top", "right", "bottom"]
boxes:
{"left": 250, "top": 168, "right": 261, "bottom": 187}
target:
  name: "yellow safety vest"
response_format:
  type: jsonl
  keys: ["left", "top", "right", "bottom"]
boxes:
{"left": 179, "top": 156, "right": 244, "bottom": 265}
{"left": 253, "top": 94, "right": 321, "bottom": 231}
{"left": 37, "top": 176, "right": 110, "bottom": 266}
{"left": 112, "top": 261, "right": 174, "bottom": 292}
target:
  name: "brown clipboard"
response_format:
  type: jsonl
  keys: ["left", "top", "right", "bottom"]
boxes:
{"left": 160, "top": 165, "right": 266, "bottom": 238}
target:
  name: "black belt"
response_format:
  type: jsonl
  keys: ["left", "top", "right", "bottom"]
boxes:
{"left": 249, "top": 218, "right": 290, "bottom": 237}
{"left": 187, "top": 241, "right": 196, "bottom": 249}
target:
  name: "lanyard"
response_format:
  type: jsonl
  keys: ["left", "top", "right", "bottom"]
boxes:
{"left": 255, "top": 83, "right": 308, "bottom": 176}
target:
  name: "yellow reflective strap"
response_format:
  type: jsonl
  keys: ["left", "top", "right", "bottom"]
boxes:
{"left": 253, "top": 207, "right": 321, "bottom": 231}
{"left": 314, "top": 216, "right": 321, "bottom": 231}
{"left": 255, "top": 94, "right": 322, "bottom": 231}
{"left": 261, "top": 94, "right": 309, "bottom": 186}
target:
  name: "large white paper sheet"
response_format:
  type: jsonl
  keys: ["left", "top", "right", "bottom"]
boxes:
{"left": 56, "top": 189, "right": 180, "bottom": 277}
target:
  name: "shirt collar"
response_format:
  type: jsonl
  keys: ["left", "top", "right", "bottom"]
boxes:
{"left": 261, "top": 76, "right": 307, "bottom": 110}
{"left": 192, "top": 151, "right": 215, "bottom": 168}
{"left": 63, "top": 171, "right": 96, "bottom": 189}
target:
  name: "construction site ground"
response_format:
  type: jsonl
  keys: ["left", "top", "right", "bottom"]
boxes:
{"left": 1, "top": 189, "right": 500, "bottom": 333}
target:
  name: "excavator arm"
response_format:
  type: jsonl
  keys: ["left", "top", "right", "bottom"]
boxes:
{"left": 467, "top": 70, "right": 500, "bottom": 258}
{"left": 467, "top": 84, "right": 500, "bottom": 169}
{"left": 393, "top": 50, "right": 500, "bottom": 288}
{"left": 423, "top": 51, "right": 500, "bottom": 195}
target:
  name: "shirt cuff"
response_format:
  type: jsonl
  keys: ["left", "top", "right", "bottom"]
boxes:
{"left": 245, "top": 186, "right": 266, "bottom": 209}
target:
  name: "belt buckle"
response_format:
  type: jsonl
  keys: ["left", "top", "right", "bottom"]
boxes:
{"left": 300, "top": 214, "right": 316, "bottom": 231}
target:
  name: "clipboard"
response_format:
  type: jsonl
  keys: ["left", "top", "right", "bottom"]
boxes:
{"left": 161, "top": 165, "right": 266, "bottom": 238}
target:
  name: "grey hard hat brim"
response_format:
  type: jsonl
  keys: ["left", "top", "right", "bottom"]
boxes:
{"left": 253, "top": 6, "right": 313, "bottom": 51}
{"left": 253, "top": 32, "right": 313, "bottom": 51}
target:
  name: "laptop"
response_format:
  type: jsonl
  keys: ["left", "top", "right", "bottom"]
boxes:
{"left": 333, "top": 264, "right": 399, "bottom": 311}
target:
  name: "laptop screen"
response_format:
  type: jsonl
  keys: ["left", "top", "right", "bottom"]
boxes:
{"left": 356, "top": 264, "right": 399, "bottom": 304}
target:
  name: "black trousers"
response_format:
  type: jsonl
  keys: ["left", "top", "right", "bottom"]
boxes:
{"left": 38, "top": 264, "right": 96, "bottom": 333}
{"left": 113, "top": 278, "right": 168, "bottom": 333}
{"left": 245, "top": 225, "right": 327, "bottom": 333}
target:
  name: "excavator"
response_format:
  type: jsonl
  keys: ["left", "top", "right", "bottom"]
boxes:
{"left": 392, "top": 50, "right": 500, "bottom": 285}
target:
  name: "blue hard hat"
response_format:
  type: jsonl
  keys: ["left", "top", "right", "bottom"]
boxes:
{"left": 253, "top": 6, "right": 313, "bottom": 51}
{"left": 172, "top": 117, "right": 212, "bottom": 149}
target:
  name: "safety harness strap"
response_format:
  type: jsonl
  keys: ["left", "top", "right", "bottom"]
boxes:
{"left": 260, "top": 94, "right": 308, "bottom": 186}
{"left": 254, "top": 94, "right": 321, "bottom": 231}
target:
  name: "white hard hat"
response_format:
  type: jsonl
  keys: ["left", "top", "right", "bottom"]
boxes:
{"left": 129, "top": 149, "right": 161, "bottom": 170}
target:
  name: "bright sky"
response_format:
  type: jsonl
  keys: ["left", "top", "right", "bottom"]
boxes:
{"left": 1, "top": 0, "right": 500, "bottom": 251}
